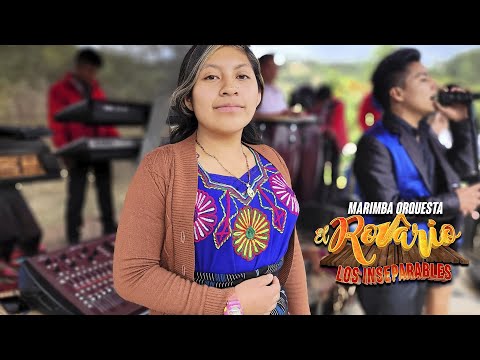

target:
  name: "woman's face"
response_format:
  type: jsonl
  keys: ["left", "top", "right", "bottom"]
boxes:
{"left": 186, "top": 46, "right": 261, "bottom": 136}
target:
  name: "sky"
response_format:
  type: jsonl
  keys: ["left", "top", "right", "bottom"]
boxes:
{"left": 249, "top": 45, "right": 480, "bottom": 66}
{"left": 87, "top": 45, "right": 480, "bottom": 66}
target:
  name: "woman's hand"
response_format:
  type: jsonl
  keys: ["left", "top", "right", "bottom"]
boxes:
{"left": 232, "top": 274, "right": 281, "bottom": 315}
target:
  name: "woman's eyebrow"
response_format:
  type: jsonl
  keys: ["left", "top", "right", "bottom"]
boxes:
{"left": 202, "top": 63, "right": 250, "bottom": 71}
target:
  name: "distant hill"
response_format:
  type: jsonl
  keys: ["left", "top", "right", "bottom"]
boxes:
{"left": 432, "top": 49, "right": 480, "bottom": 91}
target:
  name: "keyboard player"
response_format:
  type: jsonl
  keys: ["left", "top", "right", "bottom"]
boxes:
{"left": 48, "top": 48, "right": 119, "bottom": 245}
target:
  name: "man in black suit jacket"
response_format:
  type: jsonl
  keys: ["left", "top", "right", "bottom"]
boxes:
{"left": 353, "top": 48, "right": 480, "bottom": 315}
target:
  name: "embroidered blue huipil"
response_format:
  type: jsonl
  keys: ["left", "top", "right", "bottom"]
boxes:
{"left": 193, "top": 148, "right": 299, "bottom": 315}
{"left": 194, "top": 148, "right": 299, "bottom": 274}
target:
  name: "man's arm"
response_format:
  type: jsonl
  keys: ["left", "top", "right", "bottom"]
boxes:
{"left": 353, "top": 134, "right": 460, "bottom": 223}
{"left": 433, "top": 96, "right": 476, "bottom": 179}
{"left": 446, "top": 118, "right": 476, "bottom": 178}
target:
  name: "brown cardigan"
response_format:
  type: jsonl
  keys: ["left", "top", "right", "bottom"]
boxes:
{"left": 113, "top": 132, "right": 310, "bottom": 315}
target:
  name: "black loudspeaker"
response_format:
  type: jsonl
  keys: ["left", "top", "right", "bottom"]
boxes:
{"left": 0, "top": 187, "right": 42, "bottom": 257}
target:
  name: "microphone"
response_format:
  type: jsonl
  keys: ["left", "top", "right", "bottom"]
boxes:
{"left": 433, "top": 90, "right": 480, "bottom": 106}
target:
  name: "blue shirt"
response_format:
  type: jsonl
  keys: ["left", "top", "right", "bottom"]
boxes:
{"left": 194, "top": 148, "right": 299, "bottom": 274}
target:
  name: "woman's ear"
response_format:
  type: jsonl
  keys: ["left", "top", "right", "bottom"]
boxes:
{"left": 256, "top": 91, "right": 262, "bottom": 108}
{"left": 185, "top": 97, "right": 193, "bottom": 111}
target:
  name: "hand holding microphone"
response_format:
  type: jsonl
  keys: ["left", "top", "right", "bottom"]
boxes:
{"left": 432, "top": 86, "right": 473, "bottom": 121}
{"left": 434, "top": 89, "right": 480, "bottom": 106}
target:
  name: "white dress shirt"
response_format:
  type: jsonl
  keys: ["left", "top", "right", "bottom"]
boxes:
{"left": 257, "top": 84, "right": 288, "bottom": 114}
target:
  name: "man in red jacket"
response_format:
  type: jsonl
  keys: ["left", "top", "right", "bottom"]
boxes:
{"left": 48, "top": 48, "right": 119, "bottom": 245}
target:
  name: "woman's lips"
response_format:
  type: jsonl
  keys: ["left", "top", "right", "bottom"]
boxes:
{"left": 215, "top": 106, "right": 244, "bottom": 112}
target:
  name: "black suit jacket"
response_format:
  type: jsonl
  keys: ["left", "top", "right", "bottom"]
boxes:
{"left": 353, "top": 111, "right": 476, "bottom": 225}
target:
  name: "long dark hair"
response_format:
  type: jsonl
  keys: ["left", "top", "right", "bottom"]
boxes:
{"left": 169, "top": 45, "right": 264, "bottom": 145}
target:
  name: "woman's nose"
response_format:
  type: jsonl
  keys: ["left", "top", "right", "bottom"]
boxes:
{"left": 221, "top": 81, "right": 238, "bottom": 95}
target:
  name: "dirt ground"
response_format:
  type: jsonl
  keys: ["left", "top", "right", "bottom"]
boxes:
{"left": 19, "top": 159, "right": 137, "bottom": 251}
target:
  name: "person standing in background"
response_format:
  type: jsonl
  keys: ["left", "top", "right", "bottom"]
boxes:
{"left": 310, "top": 84, "right": 348, "bottom": 152}
{"left": 255, "top": 54, "right": 296, "bottom": 119}
{"left": 48, "top": 48, "right": 119, "bottom": 245}
{"left": 354, "top": 48, "right": 480, "bottom": 315}
{"left": 308, "top": 84, "right": 348, "bottom": 202}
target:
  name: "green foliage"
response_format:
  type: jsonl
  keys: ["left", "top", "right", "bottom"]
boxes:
{"left": 2, "top": 45, "right": 480, "bottom": 139}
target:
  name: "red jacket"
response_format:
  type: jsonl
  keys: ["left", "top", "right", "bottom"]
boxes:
{"left": 358, "top": 92, "right": 383, "bottom": 132}
{"left": 48, "top": 72, "right": 119, "bottom": 148}
{"left": 326, "top": 98, "right": 348, "bottom": 151}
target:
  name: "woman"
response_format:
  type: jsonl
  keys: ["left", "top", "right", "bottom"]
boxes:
{"left": 113, "top": 45, "right": 310, "bottom": 315}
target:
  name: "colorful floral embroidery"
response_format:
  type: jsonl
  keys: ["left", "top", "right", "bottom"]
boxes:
{"left": 214, "top": 191, "right": 234, "bottom": 249}
{"left": 194, "top": 190, "right": 217, "bottom": 242}
{"left": 195, "top": 150, "right": 299, "bottom": 269}
{"left": 269, "top": 173, "right": 299, "bottom": 215}
{"left": 232, "top": 206, "right": 270, "bottom": 261}
{"left": 258, "top": 187, "right": 287, "bottom": 233}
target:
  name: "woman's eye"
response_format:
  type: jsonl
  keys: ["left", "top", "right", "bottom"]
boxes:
{"left": 204, "top": 75, "right": 218, "bottom": 80}
{"left": 238, "top": 74, "right": 250, "bottom": 80}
